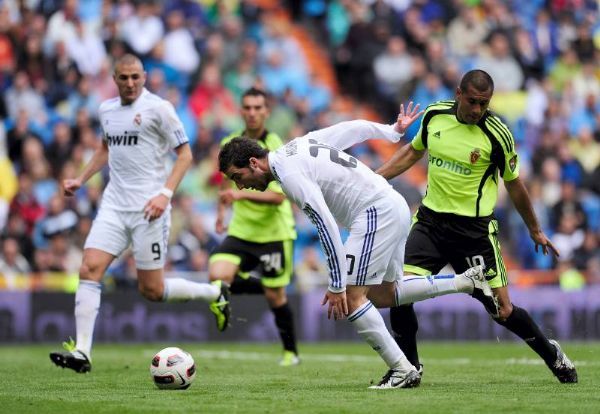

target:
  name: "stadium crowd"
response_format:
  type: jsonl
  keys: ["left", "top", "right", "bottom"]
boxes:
{"left": 0, "top": 0, "right": 599, "bottom": 291}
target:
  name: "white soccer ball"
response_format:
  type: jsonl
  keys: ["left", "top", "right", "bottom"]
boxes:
{"left": 150, "top": 347, "right": 196, "bottom": 390}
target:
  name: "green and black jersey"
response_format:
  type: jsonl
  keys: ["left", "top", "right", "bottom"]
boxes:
{"left": 411, "top": 100, "right": 519, "bottom": 217}
{"left": 221, "top": 130, "right": 297, "bottom": 242}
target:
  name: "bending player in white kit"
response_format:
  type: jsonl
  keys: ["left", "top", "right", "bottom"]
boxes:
{"left": 218, "top": 103, "right": 499, "bottom": 389}
{"left": 50, "top": 54, "right": 230, "bottom": 373}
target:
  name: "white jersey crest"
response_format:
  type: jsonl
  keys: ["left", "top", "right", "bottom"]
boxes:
{"left": 99, "top": 89, "right": 188, "bottom": 211}
{"left": 268, "top": 120, "right": 403, "bottom": 291}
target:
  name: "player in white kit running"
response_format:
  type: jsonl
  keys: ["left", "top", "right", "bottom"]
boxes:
{"left": 218, "top": 103, "right": 499, "bottom": 389}
{"left": 50, "top": 54, "right": 230, "bottom": 373}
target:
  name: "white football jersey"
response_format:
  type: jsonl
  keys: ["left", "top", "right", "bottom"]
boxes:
{"left": 268, "top": 120, "right": 403, "bottom": 291}
{"left": 98, "top": 89, "right": 188, "bottom": 211}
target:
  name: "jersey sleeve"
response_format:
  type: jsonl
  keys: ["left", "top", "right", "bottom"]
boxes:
{"left": 487, "top": 115, "right": 519, "bottom": 181}
{"left": 411, "top": 121, "right": 426, "bottom": 151}
{"left": 156, "top": 101, "right": 189, "bottom": 149}
{"left": 266, "top": 179, "right": 285, "bottom": 194}
{"left": 281, "top": 173, "right": 347, "bottom": 293}
{"left": 302, "top": 120, "right": 403, "bottom": 150}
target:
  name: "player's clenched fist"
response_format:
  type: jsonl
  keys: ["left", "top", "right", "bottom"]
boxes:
{"left": 63, "top": 178, "right": 82, "bottom": 197}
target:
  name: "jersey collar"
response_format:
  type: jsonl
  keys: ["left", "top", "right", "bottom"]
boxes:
{"left": 242, "top": 129, "right": 269, "bottom": 142}
{"left": 120, "top": 88, "right": 149, "bottom": 108}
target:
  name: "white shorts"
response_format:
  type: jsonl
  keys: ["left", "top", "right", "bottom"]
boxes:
{"left": 84, "top": 207, "right": 171, "bottom": 270}
{"left": 345, "top": 189, "right": 411, "bottom": 286}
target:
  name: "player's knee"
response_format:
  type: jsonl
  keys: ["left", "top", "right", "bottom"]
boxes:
{"left": 494, "top": 302, "right": 514, "bottom": 322}
{"left": 79, "top": 259, "right": 102, "bottom": 281}
{"left": 208, "top": 263, "right": 236, "bottom": 284}
{"left": 264, "top": 287, "right": 286, "bottom": 307}
{"left": 209, "top": 272, "right": 235, "bottom": 284}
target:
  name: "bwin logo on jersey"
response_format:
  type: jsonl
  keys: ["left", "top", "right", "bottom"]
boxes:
{"left": 106, "top": 131, "right": 139, "bottom": 146}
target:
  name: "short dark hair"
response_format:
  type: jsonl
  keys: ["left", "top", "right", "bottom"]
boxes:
{"left": 460, "top": 70, "right": 494, "bottom": 93}
{"left": 114, "top": 53, "right": 143, "bottom": 73}
{"left": 241, "top": 87, "right": 269, "bottom": 105}
{"left": 219, "top": 137, "right": 269, "bottom": 173}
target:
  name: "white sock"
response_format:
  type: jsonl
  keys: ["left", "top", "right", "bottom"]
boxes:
{"left": 348, "top": 301, "right": 414, "bottom": 374}
{"left": 162, "top": 278, "right": 220, "bottom": 302}
{"left": 75, "top": 280, "right": 102, "bottom": 359}
{"left": 395, "top": 273, "right": 472, "bottom": 305}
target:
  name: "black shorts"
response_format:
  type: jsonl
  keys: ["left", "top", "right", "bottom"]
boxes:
{"left": 404, "top": 206, "right": 507, "bottom": 288}
{"left": 209, "top": 236, "right": 293, "bottom": 288}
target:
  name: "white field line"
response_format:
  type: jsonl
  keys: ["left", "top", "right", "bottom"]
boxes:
{"left": 142, "top": 349, "right": 598, "bottom": 367}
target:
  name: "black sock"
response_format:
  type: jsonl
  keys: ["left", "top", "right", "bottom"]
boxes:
{"left": 271, "top": 303, "right": 298, "bottom": 354}
{"left": 229, "top": 274, "right": 264, "bottom": 295}
{"left": 495, "top": 305, "right": 557, "bottom": 365}
{"left": 390, "top": 304, "right": 420, "bottom": 367}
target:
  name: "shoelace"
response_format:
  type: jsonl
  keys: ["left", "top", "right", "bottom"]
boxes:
{"left": 62, "top": 337, "right": 76, "bottom": 352}
{"left": 377, "top": 370, "right": 395, "bottom": 386}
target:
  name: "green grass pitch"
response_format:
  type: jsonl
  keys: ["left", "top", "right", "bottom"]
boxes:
{"left": 1, "top": 342, "right": 598, "bottom": 413}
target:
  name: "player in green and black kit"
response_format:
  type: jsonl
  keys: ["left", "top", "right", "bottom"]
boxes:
{"left": 209, "top": 88, "right": 299, "bottom": 366}
{"left": 377, "top": 70, "right": 577, "bottom": 383}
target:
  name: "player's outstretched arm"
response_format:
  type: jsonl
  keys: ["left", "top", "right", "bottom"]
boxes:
{"left": 144, "top": 143, "right": 193, "bottom": 221}
{"left": 63, "top": 141, "right": 109, "bottom": 196}
{"left": 376, "top": 143, "right": 425, "bottom": 180}
{"left": 304, "top": 102, "right": 423, "bottom": 151}
{"left": 504, "top": 177, "right": 560, "bottom": 257}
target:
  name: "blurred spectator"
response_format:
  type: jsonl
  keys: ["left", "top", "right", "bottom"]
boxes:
{"left": 373, "top": 36, "right": 413, "bottom": 104}
{"left": 66, "top": 18, "right": 107, "bottom": 77}
{"left": 170, "top": 215, "right": 218, "bottom": 270}
{"left": 219, "top": 14, "right": 244, "bottom": 71}
{"left": 9, "top": 173, "right": 45, "bottom": 237}
{"left": 120, "top": 0, "right": 164, "bottom": 57}
{"left": 18, "top": 34, "right": 49, "bottom": 89}
{"left": 531, "top": 8, "right": 559, "bottom": 60}
{"left": 45, "top": 41, "right": 79, "bottom": 106}
{"left": 549, "top": 48, "right": 580, "bottom": 93}
{"left": 514, "top": 28, "right": 545, "bottom": 83}
{"left": 572, "top": 23, "right": 595, "bottom": 63}
{"left": 334, "top": 2, "right": 378, "bottom": 101}
{"left": 188, "top": 62, "right": 237, "bottom": 124}
{"left": 550, "top": 181, "right": 587, "bottom": 231}
{"left": 295, "top": 246, "right": 327, "bottom": 293}
{"left": 569, "top": 126, "right": 600, "bottom": 177}
{"left": 91, "top": 58, "right": 118, "bottom": 102}
{"left": 0, "top": 5, "right": 16, "bottom": 87}
{"left": 6, "top": 111, "right": 40, "bottom": 167}
{"left": 476, "top": 31, "right": 524, "bottom": 92}
{"left": 46, "top": 121, "right": 75, "bottom": 177}
{"left": 447, "top": 6, "right": 488, "bottom": 58}
{"left": 572, "top": 62, "right": 600, "bottom": 106}
{"left": 573, "top": 230, "right": 600, "bottom": 272}
{"left": 162, "top": 9, "right": 200, "bottom": 75}
{"left": 551, "top": 212, "right": 585, "bottom": 264}
{"left": 46, "top": 231, "right": 82, "bottom": 273}
{"left": 36, "top": 194, "right": 78, "bottom": 248}
{"left": 66, "top": 75, "right": 101, "bottom": 120}
{"left": 44, "top": 0, "right": 80, "bottom": 56}
{"left": 0, "top": 236, "right": 31, "bottom": 288}
{"left": 557, "top": 260, "right": 586, "bottom": 291}
{"left": 5, "top": 71, "right": 47, "bottom": 124}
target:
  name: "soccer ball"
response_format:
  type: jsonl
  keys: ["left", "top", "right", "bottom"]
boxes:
{"left": 150, "top": 347, "right": 196, "bottom": 390}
